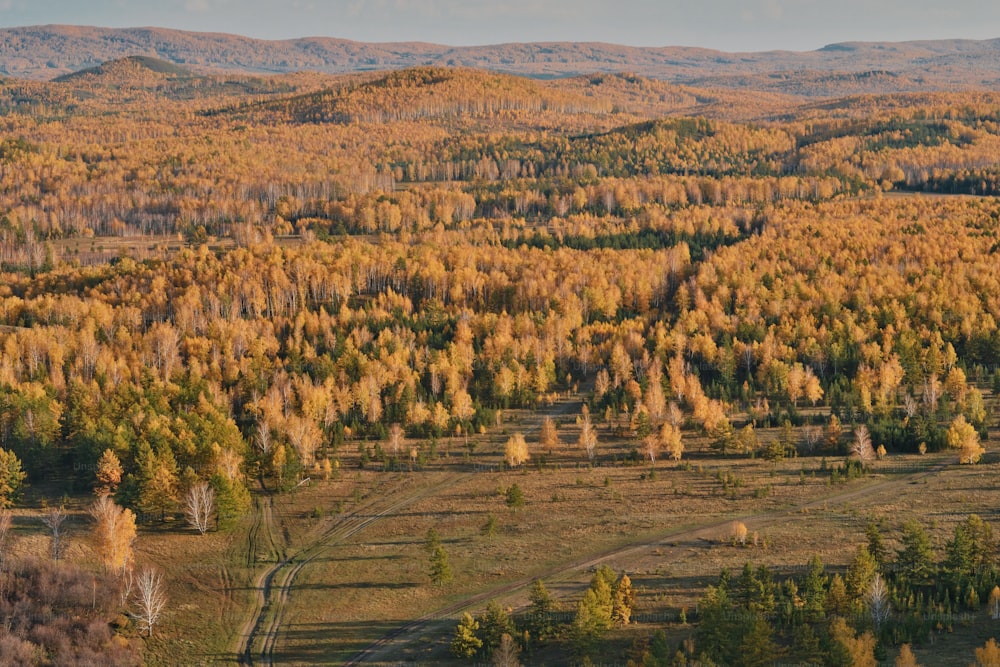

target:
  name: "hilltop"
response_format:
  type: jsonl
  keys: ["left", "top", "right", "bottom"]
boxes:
{"left": 3, "top": 25, "right": 1000, "bottom": 96}
{"left": 53, "top": 55, "right": 193, "bottom": 83}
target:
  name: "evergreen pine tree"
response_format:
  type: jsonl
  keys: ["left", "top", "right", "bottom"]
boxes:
{"left": 429, "top": 544, "right": 453, "bottom": 585}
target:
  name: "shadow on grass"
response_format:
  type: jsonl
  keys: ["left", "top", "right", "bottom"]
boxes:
{"left": 307, "top": 552, "right": 405, "bottom": 564}
{"left": 247, "top": 620, "right": 411, "bottom": 665}
{"left": 195, "top": 620, "right": 414, "bottom": 665}
{"left": 291, "top": 580, "right": 419, "bottom": 592}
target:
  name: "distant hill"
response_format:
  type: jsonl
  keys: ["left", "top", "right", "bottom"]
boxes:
{"left": 3, "top": 25, "right": 1000, "bottom": 95}
{"left": 53, "top": 55, "right": 193, "bottom": 83}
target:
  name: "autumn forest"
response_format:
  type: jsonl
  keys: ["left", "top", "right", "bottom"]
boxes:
{"left": 0, "top": 46, "right": 998, "bottom": 667}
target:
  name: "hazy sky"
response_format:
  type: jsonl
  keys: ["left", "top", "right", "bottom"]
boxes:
{"left": 1, "top": 0, "right": 999, "bottom": 52}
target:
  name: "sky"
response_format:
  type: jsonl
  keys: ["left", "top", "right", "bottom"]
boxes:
{"left": 1, "top": 0, "right": 999, "bottom": 52}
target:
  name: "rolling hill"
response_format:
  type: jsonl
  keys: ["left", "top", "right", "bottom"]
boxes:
{"left": 2, "top": 25, "right": 1000, "bottom": 96}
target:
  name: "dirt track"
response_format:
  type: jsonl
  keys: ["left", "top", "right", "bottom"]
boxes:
{"left": 234, "top": 395, "right": 585, "bottom": 665}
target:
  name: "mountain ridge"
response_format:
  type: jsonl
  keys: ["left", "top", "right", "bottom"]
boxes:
{"left": 3, "top": 25, "right": 1000, "bottom": 95}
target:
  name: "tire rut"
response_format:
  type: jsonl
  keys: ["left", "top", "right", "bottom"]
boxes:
{"left": 236, "top": 394, "right": 587, "bottom": 665}
{"left": 237, "top": 472, "right": 469, "bottom": 665}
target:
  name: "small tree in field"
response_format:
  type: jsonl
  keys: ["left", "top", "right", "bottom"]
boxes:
{"left": 894, "top": 643, "right": 919, "bottom": 667}
{"left": 731, "top": 521, "right": 749, "bottom": 546}
{"left": 852, "top": 425, "right": 875, "bottom": 463}
{"left": 539, "top": 416, "right": 560, "bottom": 453}
{"left": 0, "top": 510, "right": 11, "bottom": 573}
{"left": 660, "top": 422, "right": 683, "bottom": 462}
{"left": 577, "top": 408, "right": 598, "bottom": 462}
{"left": 429, "top": 545, "right": 453, "bottom": 585}
{"left": 388, "top": 423, "right": 404, "bottom": 459}
{"left": 973, "top": 639, "right": 1000, "bottom": 666}
{"left": 947, "top": 415, "right": 984, "bottom": 464}
{"left": 90, "top": 495, "right": 136, "bottom": 575}
{"left": 643, "top": 435, "right": 659, "bottom": 464}
{"left": 41, "top": 504, "right": 68, "bottom": 561}
{"left": 132, "top": 566, "right": 167, "bottom": 637}
{"left": 184, "top": 481, "right": 215, "bottom": 534}
{"left": 492, "top": 633, "right": 522, "bottom": 667}
{"left": 505, "top": 484, "right": 525, "bottom": 511}
{"left": 504, "top": 433, "right": 529, "bottom": 468}
{"left": 481, "top": 514, "right": 498, "bottom": 540}
{"left": 424, "top": 527, "right": 441, "bottom": 553}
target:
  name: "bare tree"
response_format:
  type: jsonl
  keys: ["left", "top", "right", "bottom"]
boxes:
{"left": 388, "top": 423, "right": 404, "bottom": 459}
{"left": 801, "top": 425, "right": 822, "bottom": 454}
{"left": 41, "top": 505, "right": 68, "bottom": 561}
{"left": 922, "top": 375, "right": 941, "bottom": 411}
{"left": 868, "top": 572, "right": 891, "bottom": 630}
{"left": 254, "top": 418, "right": 273, "bottom": 458}
{"left": 184, "top": 482, "right": 215, "bottom": 535}
{"left": 133, "top": 567, "right": 168, "bottom": 637}
{"left": 643, "top": 434, "right": 659, "bottom": 464}
{"left": 577, "top": 409, "right": 598, "bottom": 462}
{"left": 119, "top": 565, "right": 135, "bottom": 608}
{"left": 491, "top": 632, "right": 523, "bottom": 667}
{"left": 852, "top": 425, "right": 875, "bottom": 463}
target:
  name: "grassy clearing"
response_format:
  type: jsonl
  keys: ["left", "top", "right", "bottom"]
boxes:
{"left": 261, "top": 409, "right": 962, "bottom": 665}
{"left": 6, "top": 395, "right": 994, "bottom": 666}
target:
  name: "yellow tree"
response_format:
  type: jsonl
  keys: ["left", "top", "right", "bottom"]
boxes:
{"left": 577, "top": 407, "right": 598, "bottom": 462}
{"left": 947, "top": 415, "right": 984, "bottom": 464}
{"left": 660, "top": 422, "right": 683, "bottom": 462}
{"left": 972, "top": 639, "right": 1000, "bottom": 667}
{"left": 804, "top": 369, "right": 824, "bottom": 405}
{"left": 285, "top": 413, "right": 321, "bottom": 469}
{"left": 90, "top": 495, "right": 137, "bottom": 575}
{"left": 504, "top": 433, "right": 529, "bottom": 468}
{"left": 786, "top": 363, "right": 806, "bottom": 406}
{"left": 94, "top": 448, "right": 122, "bottom": 497}
{"left": 830, "top": 617, "right": 876, "bottom": 667}
{"left": 539, "top": 415, "right": 560, "bottom": 453}
{"left": 895, "top": 643, "right": 920, "bottom": 667}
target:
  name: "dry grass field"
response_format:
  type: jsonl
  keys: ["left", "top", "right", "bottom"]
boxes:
{"left": 29, "top": 389, "right": 970, "bottom": 665}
